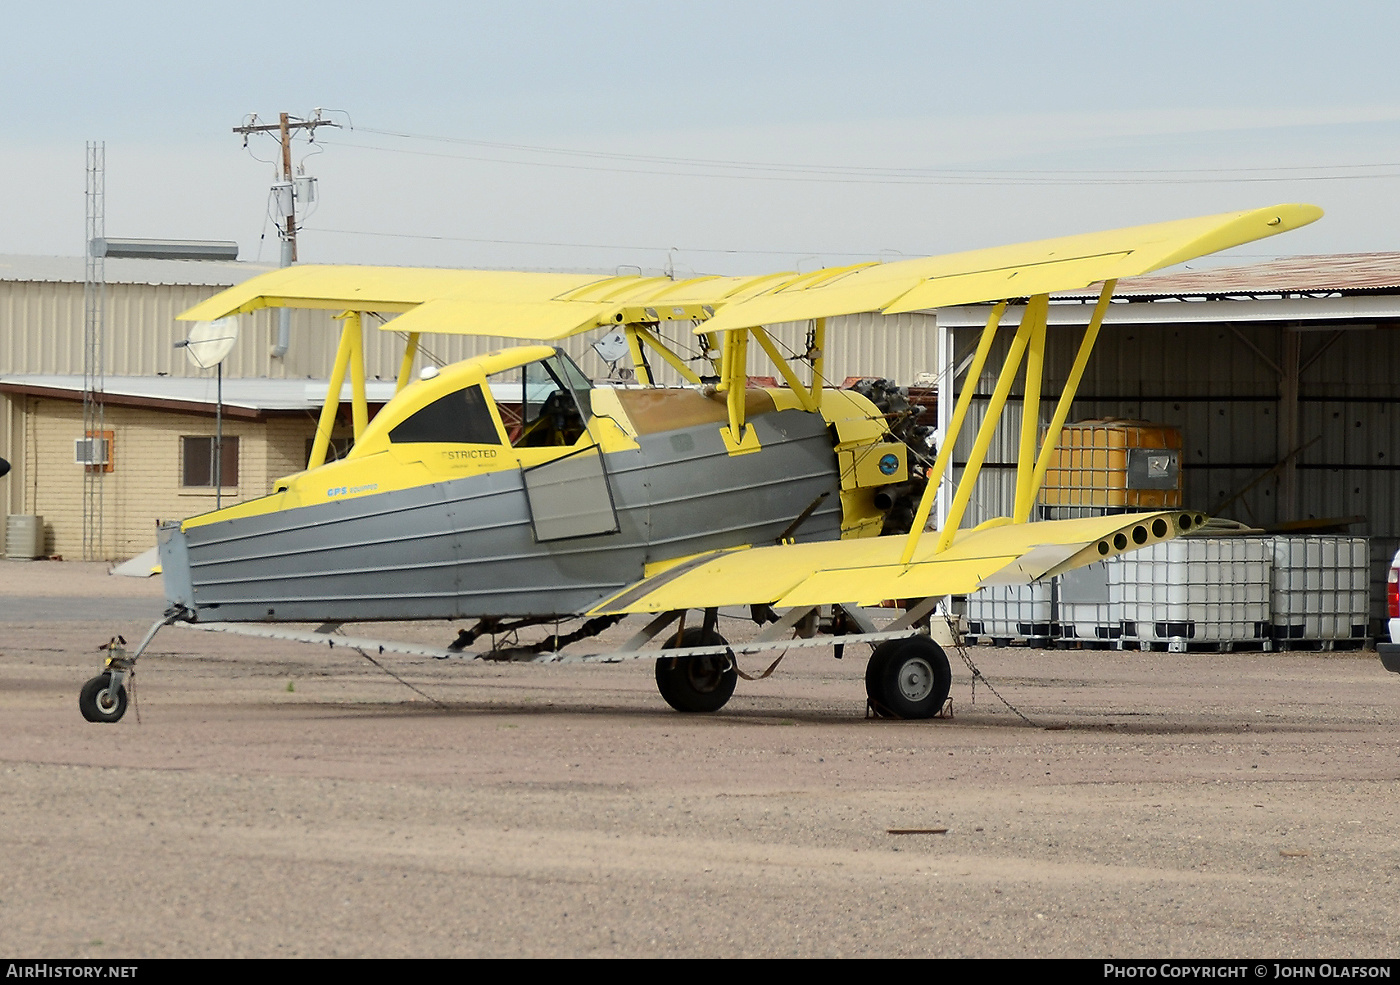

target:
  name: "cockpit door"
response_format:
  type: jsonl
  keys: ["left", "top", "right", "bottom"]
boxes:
{"left": 495, "top": 350, "right": 620, "bottom": 542}
{"left": 521, "top": 444, "right": 620, "bottom": 542}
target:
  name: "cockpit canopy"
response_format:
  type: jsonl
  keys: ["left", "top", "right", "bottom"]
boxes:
{"left": 369, "top": 346, "right": 594, "bottom": 454}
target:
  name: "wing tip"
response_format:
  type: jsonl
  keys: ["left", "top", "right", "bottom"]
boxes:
{"left": 1255, "top": 202, "right": 1325, "bottom": 230}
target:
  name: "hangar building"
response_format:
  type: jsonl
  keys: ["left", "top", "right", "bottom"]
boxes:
{"left": 936, "top": 254, "right": 1400, "bottom": 626}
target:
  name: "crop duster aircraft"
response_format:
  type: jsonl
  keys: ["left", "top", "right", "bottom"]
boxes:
{"left": 77, "top": 205, "right": 1320, "bottom": 724}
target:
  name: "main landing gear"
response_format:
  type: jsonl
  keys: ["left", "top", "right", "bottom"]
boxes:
{"left": 653, "top": 630, "right": 951, "bottom": 719}
{"left": 649, "top": 604, "right": 957, "bottom": 721}
{"left": 655, "top": 627, "right": 738, "bottom": 713}
{"left": 647, "top": 603, "right": 953, "bottom": 718}
{"left": 864, "top": 635, "right": 951, "bottom": 719}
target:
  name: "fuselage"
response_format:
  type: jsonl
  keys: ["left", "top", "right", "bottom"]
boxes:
{"left": 158, "top": 346, "right": 908, "bottom": 623}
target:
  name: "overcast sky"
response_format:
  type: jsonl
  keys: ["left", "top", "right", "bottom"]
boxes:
{"left": 4, "top": 1, "right": 1398, "bottom": 275}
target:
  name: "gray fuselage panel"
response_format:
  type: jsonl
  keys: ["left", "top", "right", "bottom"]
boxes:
{"left": 161, "top": 408, "right": 843, "bottom": 623}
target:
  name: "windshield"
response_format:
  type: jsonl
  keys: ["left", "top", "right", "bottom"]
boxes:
{"left": 488, "top": 350, "right": 592, "bottom": 448}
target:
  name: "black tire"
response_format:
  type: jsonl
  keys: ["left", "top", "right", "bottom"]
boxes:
{"left": 864, "top": 639, "right": 896, "bottom": 698}
{"left": 865, "top": 636, "right": 950, "bottom": 720}
{"left": 655, "top": 628, "right": 737, "bottom": 713}
{"left": 79, "top": 672, "right": 128, "bottom": 724}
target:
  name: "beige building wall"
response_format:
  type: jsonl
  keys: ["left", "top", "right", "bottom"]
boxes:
{"left": 14, "top": 396, "right": 319, "bottom": 560}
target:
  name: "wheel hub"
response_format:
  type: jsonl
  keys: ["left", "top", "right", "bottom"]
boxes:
{"left": 896, "top": 657, "right": 935, "bottom": 702}
{"left": 685, "top": 656, "right": 728, "bottom": 693}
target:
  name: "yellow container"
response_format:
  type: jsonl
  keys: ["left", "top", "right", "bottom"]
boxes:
{"left": 1039, "top": 419, "right": 1183, "bottom": 509}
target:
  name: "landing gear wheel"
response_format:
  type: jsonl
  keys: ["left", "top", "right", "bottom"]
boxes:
{"left": 79, "top": 672, "right": 128, "bottom": 724}
{"left": 865, "top": 636, "right": 950, "bottom": 720}
{"left": 655, "top": 628, "right": 738, "bottom": 713}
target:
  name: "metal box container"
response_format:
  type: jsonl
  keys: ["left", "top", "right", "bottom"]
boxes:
{"left": 1267, "top": 535, "right": 1369, "bottom": 648}
{"left": 1039, "top": 420, "right": 1183, "bottom": 511}
{"left": 1056, "top": 563, "right": 1123, "bottom": 645}
{"left": 1117, "top": 537, "right": 1272, "bottom": 650}
{"left": 965, "top": 581, "right": 1056, "bottom": 645}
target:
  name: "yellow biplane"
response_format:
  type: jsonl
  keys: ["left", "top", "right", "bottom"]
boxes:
{"left": 78, "top": 204, "right": 1320, "bottom": 723}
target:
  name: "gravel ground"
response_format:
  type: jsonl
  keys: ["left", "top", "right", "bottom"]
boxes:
{"left": 1, "top": 558, "right": 1398, "bottom": 958}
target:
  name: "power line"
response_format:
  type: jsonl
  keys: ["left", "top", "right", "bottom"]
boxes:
{"left": 352, "top": 125, "right": 1400, "bottom": 177}
{"left": 302, "top": 225, "right": 889, "bottom": 259}
{"left": 302, "top": 225, "right": 1306, "bottom": 270}
{"left": 316, "top": 125, "right": 1400, "bottom": 186}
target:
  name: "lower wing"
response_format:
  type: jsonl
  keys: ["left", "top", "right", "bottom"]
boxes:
{"left": 589, "top": 511, "right": 1205, "bottom": 614}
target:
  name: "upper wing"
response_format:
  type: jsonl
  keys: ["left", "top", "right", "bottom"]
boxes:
{"left": 178, "top": 204, "right": 1321, "bottom": 335}
{"left": 699, "top": 204, "right": 1322, "bottom": 331}
{"left": 175, "top": 265, "right": 786, "bottom": 340}
{"left": 589, "top": 511, "right": 1204, "bottom": 614}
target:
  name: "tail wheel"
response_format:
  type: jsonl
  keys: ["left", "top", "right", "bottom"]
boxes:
{"left": 655, "top": 628, "right": 737, "bottom": 713}
{"left": 865, "top": 636, "right": 950, "bottom": 719}
{"left": 79, "top": 672, "right": 128, "bottom": 724}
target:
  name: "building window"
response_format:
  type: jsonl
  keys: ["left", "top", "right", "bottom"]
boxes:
{"left": 182, "top": 436, "right": 239, "bottom": 488}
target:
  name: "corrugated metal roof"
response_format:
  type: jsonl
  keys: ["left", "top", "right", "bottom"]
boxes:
{"left": 12, "top": 249, "right": 1400, "bottom": 305}
{"left": 0, "top": 374, "right": 399, "bottom": 412}
{"left": 937, "top": 294, "right": 1400, "bottom": 327}
{"left": 1074, "top": 253, "right": 1400, "bottom": 299}
{"left": 0, "top": 374, "right": 568, "bottom": 414}
{"left": 0, "top": 255, "right": 276, "bottom": 287}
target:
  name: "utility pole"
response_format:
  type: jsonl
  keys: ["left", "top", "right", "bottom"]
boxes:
{"left": 233, "top": 111, "right": 338, "bottom": 357}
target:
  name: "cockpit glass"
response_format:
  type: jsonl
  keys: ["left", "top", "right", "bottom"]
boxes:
{"left": 488, "top": 351, "right": 592, "bottom": 448}
{"left": 388, "top": 384, "right": 501, "bottom": 445}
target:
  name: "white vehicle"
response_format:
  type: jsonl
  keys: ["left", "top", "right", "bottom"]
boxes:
{"left": 1382, "top": 546, "right": 1400, "bottom": 673}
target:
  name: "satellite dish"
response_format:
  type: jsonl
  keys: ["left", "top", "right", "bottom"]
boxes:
{"left": 592, "top": 330, "right": 629, "bottom": 364}
{"left": 183, "top": 317, "right": 239, "bottom": 369}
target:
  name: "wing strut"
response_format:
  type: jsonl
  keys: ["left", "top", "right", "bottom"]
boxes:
{"left": 395, "top": 331, "right": 421, "bottom": 392}
{"left": 719, "top": 327, "right": 759, "bottom": 453}
{"left": 1014, "top": 297, "right": 1049, "bottom": 521}
{"left": 934, "top": 295, "right": 1046, "bottom": 553}
{"left": 308, "top": 310, "right": 369, "bottom": 469}
{"left": 624, "top": 327, "right": 653, "bottom": 385}
{"left": 751, "top": 326, "right": 818, "bottom": 412}
{"left": 898, "top": 278, "right": 1118, "bottom": 561}
{"left": 628, "top": 324, "right": 703, "bottom": 384}
{"left": 1019, "top": 278, "right": 1117, "bottom": 521}
{"left": 347, "top": 312, "right": 368, "bottom": 439}
{"left": 899, "top": 301, "right": 1007, "bottom": 564}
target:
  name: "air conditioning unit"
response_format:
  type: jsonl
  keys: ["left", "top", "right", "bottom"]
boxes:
{"left": 74, "top": 436, "right": 109, "bottom": 466}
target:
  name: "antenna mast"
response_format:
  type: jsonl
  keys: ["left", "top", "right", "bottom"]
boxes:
{"left": 82, "top": 141, "right": 106, "bottom": 561}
